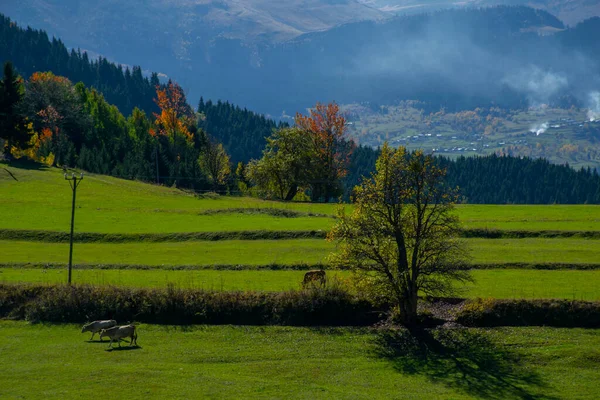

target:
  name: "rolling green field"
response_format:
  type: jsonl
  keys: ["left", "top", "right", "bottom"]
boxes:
{"left": 0, "top": 163, "right": 339, "bottom": 233}
{"left": 1, "top": 238, "right": 600, "bottom": 267}
{"left": 0, "top": 239, "right": 333, "bottom": 266}
{"left": 3, "top": 162, "right": 600, "bottom": 302}
{"left": 2, "top": 163, "right": 600, "bottom": 233}
{"left": 1, "top": 322, "right": 599, "bottom": 399}
{"left": 2, "top": 269, "right": 599, "bottom": 300}
{"left": 3, "top": 155, "right": 600, "bottom": 398}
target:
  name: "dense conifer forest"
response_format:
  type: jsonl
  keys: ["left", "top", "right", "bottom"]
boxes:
{"left": 344, "top": 148, "right": 600, "bottom": 204}
{"left": 0, "top": 14, "right": 159, "bottom": 116}
{"left": 197, "top": 98, "right": 286, "bottom": 163}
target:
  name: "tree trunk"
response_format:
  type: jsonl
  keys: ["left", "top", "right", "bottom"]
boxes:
{"left": 284, "top": 184, "right": 298, "bottom": 201}
{"left": 399, "top": 290, "right": 419, "bottom": 327}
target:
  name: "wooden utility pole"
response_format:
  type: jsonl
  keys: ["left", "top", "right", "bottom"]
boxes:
{"left": 65, "top": 172, "right": 84, "bottom": 284}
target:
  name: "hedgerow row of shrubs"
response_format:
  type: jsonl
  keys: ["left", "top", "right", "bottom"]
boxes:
{"left": 197, "top": 208, "right": 335, "bottom": 219}
{"left": 0, "top": 262, "right": 332, "bottom": 271}
{"left": 3, "top": 228, "right": 600, "bottom": 244}
{"left": 0, "top": 229, "right": 328, "bottom": 243}
{"left": 456, "top": 298, "right": 600, "bottom": 328}
{"left": 3, "top": 262, "right": 598, "bottom": 271}
{"left": 0, "top": 284, "right": 380, "bottom": 326}
{"left": 459, "top": 228, "right": 600, "bottom": 239}
{"left": 3, "top": 284, "right": 599, "bottom": 327}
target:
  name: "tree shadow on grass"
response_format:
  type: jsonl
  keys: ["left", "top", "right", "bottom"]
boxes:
{"left": 373, "top": 327, "right": 557, "bottom": 400}
{"left": 3, "top": 158, "right": 47, "bottom": 171}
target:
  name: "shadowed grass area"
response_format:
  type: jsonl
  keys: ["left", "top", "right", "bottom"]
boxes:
{"left": 1, "top": 322, "right": 599, "bottom": 399}
{"left": 373, "top": 328, "right": 556, "bottom": 400}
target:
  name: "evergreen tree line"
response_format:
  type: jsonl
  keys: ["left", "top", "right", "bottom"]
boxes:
{"left": 345, "top": 148, "right": 600, "bottom": 204}
{"left": 441, "top": 155, "right": 600, "bottom": 204}
{"left": 197, "top": 98, "right": 286, "bottom": 163}
{"left": 0, "top": 14, "right": 159, "bottom": 116}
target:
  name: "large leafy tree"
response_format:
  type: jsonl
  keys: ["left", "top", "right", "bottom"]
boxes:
{"left": 296, "top": 102, "right": 353, "bottom": 202}
{"left": 199, "top": 135, "right": 232, "bottom": 191}
{"left": 0, "top": 62, "right": 32, "bottom": 157}
{"left": 328, "top": 144, "right": 470, "bottom": 326}
{"left": 247, "top": 127, "right": 315, "bottom": 200}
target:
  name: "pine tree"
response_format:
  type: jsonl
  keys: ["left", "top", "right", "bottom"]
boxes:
{"left": 0, "top": 61, "right": 32, "bottom": 157}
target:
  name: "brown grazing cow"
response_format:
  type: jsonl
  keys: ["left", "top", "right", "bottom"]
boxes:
{"left": 302, "top": 270, "right": 326, "bottom": 288}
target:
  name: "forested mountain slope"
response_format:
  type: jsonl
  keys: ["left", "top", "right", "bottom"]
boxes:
{"left": 0, "top": 13, "right": 283, "bottom": 158}
{"left": 0, "top": 0, "right": 386, "bottom": 69}
{"left": 4, "top": 4, "right": 600, "bottom": 114}
{"left": 0, "top": 14, "right": 159, "bottom": 116}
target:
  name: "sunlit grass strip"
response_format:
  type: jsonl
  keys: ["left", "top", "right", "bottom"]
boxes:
{"left": 3, "top": 163, "right": 600, "bottom": 234}
{"left": 2, "top": 269, "right": 600, "bottom": 301}
{"left": 2, "top": 238, "right": 600, "bottom": 266}
{"left": 0, "top": 239, "right": 333, "bottom": 266}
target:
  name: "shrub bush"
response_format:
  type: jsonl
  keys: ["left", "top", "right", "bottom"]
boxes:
{"left": 456, "top": 298, "right": 600, "bottom": 328}
{"left": 0, "top": 283, "right": 381, "bottom": 326}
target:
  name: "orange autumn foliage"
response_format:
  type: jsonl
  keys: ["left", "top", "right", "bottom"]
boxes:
{"left": 295, "top": 102, "right": 351, "bottom": 179}
{"left": 153, "top": 82, "right": 193, "bottom": 142}
{"left": 30, "top": 71, "right": 72, "bottom": 86}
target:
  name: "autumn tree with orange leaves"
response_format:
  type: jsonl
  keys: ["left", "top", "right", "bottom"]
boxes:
{"left": 20, "top": 71, "right": 89, "bottom": 166}
{"left": 152, "top": 80, "right": 195, "bottom": 142}
{"left": 295, "top": 102, "right": 353, "bottom": 202}
{"left": 151, "top": 81, "right": 203, "bottom": 187}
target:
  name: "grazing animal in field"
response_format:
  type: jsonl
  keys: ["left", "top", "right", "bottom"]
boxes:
{"left": 81, "top": 320, "right": 117, "bottom": 341}
{"left": 100, "top": 325, "right": 138, "bottom": 348}
{"left": 302, "top": 270, "right": 326, "bottom": 288}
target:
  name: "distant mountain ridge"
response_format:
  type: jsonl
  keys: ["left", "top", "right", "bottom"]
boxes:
{"left": 361, "top": 0, "right": 600, "bottom": 26}
{"left": 0, "top": 1, "right": 386, "bottom": 57}
{"left": 2, "top": 2, "right": 600, "bottom": 116}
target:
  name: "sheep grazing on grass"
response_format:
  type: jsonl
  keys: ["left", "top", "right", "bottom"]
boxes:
{"left": 81, "top": 320, "right": 117, "bottom": 341}
{"left": 100, "top": 325, "right": 138, "bottom": 348}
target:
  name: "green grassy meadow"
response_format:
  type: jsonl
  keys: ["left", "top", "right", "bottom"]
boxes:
{"left": 2, "top": 269, "right": 600, "bottom": 300}
{"left": 1, "top": 322, "right": 599, "bottom": 399}
{"left": 1, "top": 238, "right": 600, "bottom": 267}
{"left": 0, "top": 163, "right": 338, "bottom": 233}
{"left": 3, "top": 160, "right": 600, "bottom": 399}
{"left": 2, "top": 163, "right": 600, "bottom": 233}
{"left": 3, "top": 162, "right": 600, "bottom": 302}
